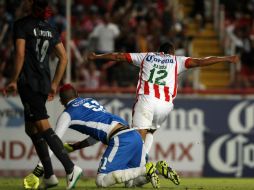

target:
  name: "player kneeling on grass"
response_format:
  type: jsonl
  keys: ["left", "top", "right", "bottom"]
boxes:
{"left": 24, "top": 84, "right": 179, "bottom": 189}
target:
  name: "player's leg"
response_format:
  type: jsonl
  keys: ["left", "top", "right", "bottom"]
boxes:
{"left": 144, "top": 129, "right": 156, "bottom": 155}
{"left": 132, "top": 95, "right": 154, "bottom": 154}
{"left": 24, "top": 123, "right": 59, "bottom": 189}
{"left": 20, "top": 85, "right": 81, "bottom": 190}
{"left": 23, "top": 123, "right": 50, "bottom": 189}
{"left": 27, "top": 115, "right": 72, "bottom": 181}
{"left": 26, "top": 123, "right": 54, "bottom": 178}
{"left": 150, "top": 98, "right": 174, "bottom": 155}
{"left": 96, "top": 130, "right": 159, "bottom": 188}
{"left": 125, "top": 176, "right": 149, "bottom": 187}
{"left": 153, "top": 100, "right": 180, "bottom": 185}
{"left": 142, "top": 98, "right": 173, "bottom": 156}
{"left": 96, "top": 167, "right": 147, "bottom": 187}
{"left": 36, "top": 119, "right": 73, "bottom": 172}
{"left": 97, "top": 163, "right": 159, "bottom": 188}
{"left": 124, "top": 143, "right": 149, "bottom": 188}
{"left": 36, "top": 119, "right": 82, "bottom": 189}
{"left": 127, "top": 131, "right": 159, "bottom": 188}
{"left": 19, "top": 86, "right": 57, "bottom": 189}
{"left": 137, "top": 128, "right": 147, "bottom": 141}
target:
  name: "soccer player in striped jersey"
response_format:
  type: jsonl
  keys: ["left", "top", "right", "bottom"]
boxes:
{"left": 27, "top": 84, "right": 163, "bottom": 189}
{"left": 87, "top": 41, "right": 239, "bottom": 171}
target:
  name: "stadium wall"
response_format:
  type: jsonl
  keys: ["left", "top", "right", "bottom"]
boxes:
{"left": 0, "top": 94, "right": 254, "bottom": 177}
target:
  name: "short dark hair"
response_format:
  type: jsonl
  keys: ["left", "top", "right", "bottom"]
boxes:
{"left": 59, "top": 84, "right": 78, "bottom": 103}
{"left": 33, "top": 0, "right": 48, "bottom": 10}
{"left": 158, "top": 42, "right": 175, "bottom": 54}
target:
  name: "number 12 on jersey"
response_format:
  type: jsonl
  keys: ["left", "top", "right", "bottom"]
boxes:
{"left": 148, "top": 68, "right": 168, "bottom": 85}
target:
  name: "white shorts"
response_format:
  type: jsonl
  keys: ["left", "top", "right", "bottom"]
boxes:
{"left": 132, "top": 94, "right": 174, "bottom": 130}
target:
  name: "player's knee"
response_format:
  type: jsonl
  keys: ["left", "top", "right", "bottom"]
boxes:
{"left": 25, "top": 123, "right": 37, "bottom": 136}
{"left": 34, "top": 119, "right": 51, "bottom": 132}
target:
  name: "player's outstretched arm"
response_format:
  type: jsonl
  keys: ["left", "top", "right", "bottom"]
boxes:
{"left": 87, "top": 52, "right": 129, "bottom": 62}
{"left": 187, "top": 55, "right": 239, "bottom": 68}
{"left": 64, "top": 136, "right": 99, "bottom": 152}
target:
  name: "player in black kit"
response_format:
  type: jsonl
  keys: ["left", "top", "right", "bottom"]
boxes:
{"left": 3, "top": 0, "right": 82, "bottom": 189}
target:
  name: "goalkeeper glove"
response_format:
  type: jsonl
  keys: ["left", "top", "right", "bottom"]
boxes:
{"left": 64, "top": 143, "right": 75, "bottom": 153}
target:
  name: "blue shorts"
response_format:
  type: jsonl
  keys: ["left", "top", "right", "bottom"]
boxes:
{"left": 98, "top": 129, "right": 144, "bottom": 174}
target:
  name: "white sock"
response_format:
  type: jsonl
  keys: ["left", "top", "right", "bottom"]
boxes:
{"left": 38, "top": 162, "right": 43, "bottom": 168}
{"left": 125, "top": 176, "right": 149, "bottom": 187}
{"left": 144, "top": 133, "right": 153, "bottom": 154}
{"left": 96, "top": 173, "right": 115, "bottom": 187}
{"left": 96, "top": 166, "right": 146, "bottom": 187}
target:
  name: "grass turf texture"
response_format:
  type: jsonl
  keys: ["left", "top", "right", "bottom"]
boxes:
{"left": 0, "top": 177, "right": 253, "bottom": 190}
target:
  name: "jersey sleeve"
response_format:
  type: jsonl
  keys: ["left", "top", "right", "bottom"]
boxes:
{"left": 13, "top": 20, "right": 26, "bottom": 40}
{"left": 176, "top": 56, "right": 192, "bottom": 74}
{"left": 54, "top": 111, "right": 71, "bottom": 138}
{"left": 125, "top": 53, "right": 147, "bottom": 67}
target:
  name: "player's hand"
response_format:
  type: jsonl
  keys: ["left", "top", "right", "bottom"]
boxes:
{"left": 231, "top": 55, "right": 240, "bottom": 64}
{"left": 2, "top": 81, "right": 17, "bottom": 97}
{"left": 64, "top": 143, "right": 74, "bottom": 153}
{"left": 87, "top": 52, "right": 96, "bottom": 61}
{"left": 48, "top": 82, "right": 57, "bottom": 101}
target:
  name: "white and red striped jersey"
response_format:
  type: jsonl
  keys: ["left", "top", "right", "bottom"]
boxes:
{"left": 125, "top": 52, "right": 191, "bottom": 101}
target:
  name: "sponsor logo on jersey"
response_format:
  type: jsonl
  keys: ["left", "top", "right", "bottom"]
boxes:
{"left": 146, "top": 55, "right": 173, "bottom": 64}
{"left": 33, "top": 28, "right": 52, "bottom": 38}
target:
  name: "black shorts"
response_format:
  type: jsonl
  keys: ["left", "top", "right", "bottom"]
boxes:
{"left": 18, "top": 84, "right": 49, "bottom": 122}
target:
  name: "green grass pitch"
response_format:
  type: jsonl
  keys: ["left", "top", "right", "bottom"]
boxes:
{"left": 0, "top": 177, "right": 253, "bottom": 190}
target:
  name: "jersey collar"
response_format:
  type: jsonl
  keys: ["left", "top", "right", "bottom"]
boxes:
{"left": 66, "top": 98, "right": 78, "bottom": 107}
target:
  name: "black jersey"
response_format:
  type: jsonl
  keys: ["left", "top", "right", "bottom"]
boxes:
{"left": 13, "top": 15, "right": 61, "bottom": 94}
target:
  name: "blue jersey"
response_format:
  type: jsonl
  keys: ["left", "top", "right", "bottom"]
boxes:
{"left": 64, "top": 97, "right": 129, "bottom": 144}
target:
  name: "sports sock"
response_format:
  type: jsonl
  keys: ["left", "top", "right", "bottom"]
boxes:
{"left": 32, "top": 164, "right": 44, "bottom": 177}
{"left": 128, "top": 176, "right": 149, "bottom": 187}
{"left": 96, "top": 167, "right": 146, "bottom": 187}
{"left": 42, "top": 128, "right": 74, "bottom": 174}
{"left": 30, "top": 133, "right": 53, "bottom": 178}
{"left": 144, "top": 133, "right": 153, "bottom": 154}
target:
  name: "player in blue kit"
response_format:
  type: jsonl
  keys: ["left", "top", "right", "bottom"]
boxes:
{"left": 58, "top": 84, "right": 159, "bottom": 188}
{"left": 25, "top": 83, "right": 177, "bottom": 189}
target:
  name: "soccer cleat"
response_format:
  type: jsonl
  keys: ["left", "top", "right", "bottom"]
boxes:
{"left": 23, "top": 173, "right": 40, "bottom": 190}
{"left": 145, "top": 162, "right": 160, "bottom": 188}
{"left": 39, "top": 175, "right": 59, "bottom": 190}
{"left": 156, "top": 160, "right": 180, "bottom": 185}
{"left": 66, "top": 165, "right": 83, "bottom": 190}
{"left": 33, "top": 164, "right": 44, "bottom": 177}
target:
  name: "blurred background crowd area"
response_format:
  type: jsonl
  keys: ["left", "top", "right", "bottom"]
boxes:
{"left": 0, "top": 0, "right": 254, "bottom": 91}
